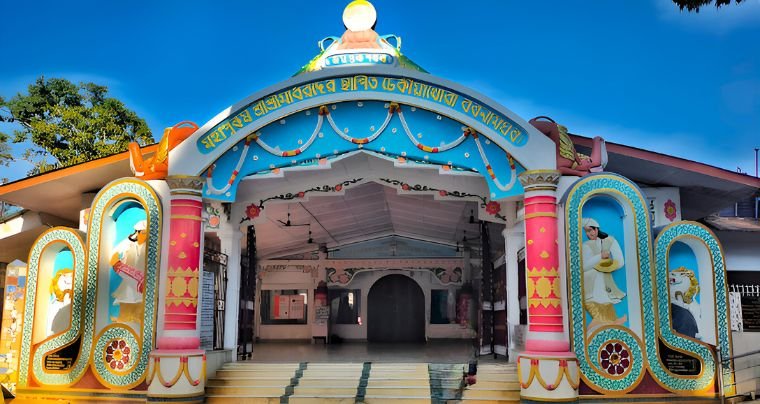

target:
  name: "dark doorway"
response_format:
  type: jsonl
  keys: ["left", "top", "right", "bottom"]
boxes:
{"left": 367, "top": 274, "right": 425, "bottom": 342}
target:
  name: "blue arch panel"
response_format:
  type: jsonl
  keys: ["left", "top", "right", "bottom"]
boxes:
{"left": 204, "top": 101, "right": 525, "bottom": 201}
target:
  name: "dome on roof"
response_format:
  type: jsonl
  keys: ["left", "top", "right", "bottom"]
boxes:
{"left": 295, "top": 1, "right": 426, "bottom": 75}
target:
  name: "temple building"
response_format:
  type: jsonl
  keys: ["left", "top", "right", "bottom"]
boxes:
{"left": 0, "top": 1, "right": 758, "bottom": 402}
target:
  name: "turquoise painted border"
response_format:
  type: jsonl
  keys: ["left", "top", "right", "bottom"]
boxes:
{"left": 19, "top": 228, "right": 87, "bottom": 386}
{"left": 565, "top": 173, "right": 724, "bottom": 394}
{"left": 86, "top": 179, "right": 161, "bottom": 388}
{"left": 92, "top": 325, "right": 141, "bottom": 384}
{"left": 564, "top": 173, "right": 648, "bottom": 393}
{"left": 18, "top": 178, "right": 162, "bottom": 389}
{"left": 654, "top": 222, "right": 733, "bottom": 391}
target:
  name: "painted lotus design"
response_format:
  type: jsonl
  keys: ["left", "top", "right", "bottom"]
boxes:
{"left": 664, "top": 199, "right": 677, "bottom": 222}
{"left": 600, "top": 342, "right": 630, "bottom": 376}
{"left": 105, "top": 339, "right": 131, "bottom": 371}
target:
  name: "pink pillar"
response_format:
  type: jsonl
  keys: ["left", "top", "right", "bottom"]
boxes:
{"left": 520, "top": 171, "right": 567, "bottom": 352}
{"left": 148, "top": 176, "right": 206, "bottom": 401}
{"left": 517, "top": 170, "right": 578, "bottom": 401}
{"left": 158, "top": 175, "right": 204, "bottom": 349}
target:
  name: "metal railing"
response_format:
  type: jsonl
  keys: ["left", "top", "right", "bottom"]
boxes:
{"left": 720, "top": 348, "right": 760, "bottom": 401}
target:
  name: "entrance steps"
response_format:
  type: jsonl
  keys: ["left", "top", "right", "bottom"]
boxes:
{"left": 206, "top": 361, "right": 520, "bottom": 403}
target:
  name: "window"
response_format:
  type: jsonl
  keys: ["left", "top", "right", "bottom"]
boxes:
{"left": 328, "top": 289, "right": 361, "bottom": 325}
{"left": 431, "top": 289, "right": 452, "bottom": 324}
{"left": 261, "top": 289, "right": 308, "bottom": 324}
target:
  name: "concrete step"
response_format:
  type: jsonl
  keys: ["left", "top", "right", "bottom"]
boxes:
{"left": 297, "top": 378, "right": 360, "bottom": 387}
{"left": 205, "top": 397, "right": 282, "bottom": 404}
{"left": 468, "top": 380, "right": 520, "bottom": 389}
{"left": 205, "top": 386, "right": 286, "bottom": 396}
{"left": 366, "top": 378, "right": 433, "bottom": 387}
{"left": 207, "top": 377, "right": 293, "bottom": 387}
{"left": 223, "top": 362, "right": 301, "bottom": 367}
{"left": 292, "top": 387, "right": 358, "bottom": 396}
{"left": 215, "top": 369, "right": 297, "bottom": 378}
{"left": 288, "top": 397, "right": 358, "bottom": 404}
{"left": 462, "top": 388, "right": 522, "bottom": 400}
{"left": 205, "top": 361, "right": 520, "bottom": 402}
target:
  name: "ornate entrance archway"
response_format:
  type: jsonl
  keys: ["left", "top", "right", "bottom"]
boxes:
{"left": 367, "top": 274, "right": 425, "bottom": 342}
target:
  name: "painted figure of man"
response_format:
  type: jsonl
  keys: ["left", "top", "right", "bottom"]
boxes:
{"left": 109, "top": 220, "right": 147, "bottom": 327}
{"left": 582, "top": 218, "right": 627, "bottom": 331}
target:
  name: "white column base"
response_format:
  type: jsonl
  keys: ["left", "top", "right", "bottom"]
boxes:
{"left": 147, "top": 350, "right": 206, "bottom": 402}
{"left": 518, "top": 352, "right": 579, "bottom": 402}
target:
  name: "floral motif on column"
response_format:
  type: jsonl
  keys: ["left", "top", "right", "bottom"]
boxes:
{"left": 519, "top": 170, "right": 564, "bottom": 335}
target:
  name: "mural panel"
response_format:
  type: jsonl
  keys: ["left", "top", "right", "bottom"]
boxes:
{"left": 581, "top": 197, "right": 629, "bottom": 334}
{"left": 564, "top": 173, "right": 735, "bottom": 397}
{"left": 19, "top": 229, "right": 87, "bottom": 387}
{"left": 668, "top": 242, "right": 701, "bottom": 340}
{"left": 103, "top": 202, "right": 148, "bottom": 335}
{"left": 17, "top": 178, "right": 162, "bottom": 392}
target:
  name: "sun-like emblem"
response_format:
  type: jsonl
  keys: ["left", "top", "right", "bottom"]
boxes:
{"left": 599, "top": 341, "right": 631, "bottom": 376}
{"left": 105, "top": 339, "right": 132, "bottom": 372}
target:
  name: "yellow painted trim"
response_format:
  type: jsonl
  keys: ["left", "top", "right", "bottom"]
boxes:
{"left": 524, "top": 212, "right": 557, "bottom": 219}
{"left": 518, "top": 356, "right": 580, "bottom": 391}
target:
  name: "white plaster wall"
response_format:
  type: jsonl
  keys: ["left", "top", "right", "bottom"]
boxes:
{"left": 205, "top": 349, "right": 233, "bottom": 379}
{"left": 730, "top": 332, "right": 760, "bottom": 396}
{"left": 715, "top": 231, "right": 760, "bottom": 272}
{"left": 256, "top": 269, "right": 316, "bottom": 340}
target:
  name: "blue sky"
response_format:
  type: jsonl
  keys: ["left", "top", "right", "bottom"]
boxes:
{"left": 1, "top": 0, "right": 759, "bottom": 181}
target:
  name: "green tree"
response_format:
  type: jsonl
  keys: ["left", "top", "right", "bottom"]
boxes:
{"left": 0, "top": 77, "right": 153, "bottom": 175}
{"left": 0, "top": 131, "right": 11, "bottom": 167}
{"left": 672, "top": 0, "right": 744, "bottom": 12}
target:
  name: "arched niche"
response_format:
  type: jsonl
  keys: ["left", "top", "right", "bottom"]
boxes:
{"left": 19, "top": 227, "right": 87, "bottom": 388}
{"left": 654, "top": 222, "right": 735, "bottom": 395}
{"left": 561, "top": 173, "right": 651, "bottom": 395}
{"left": 84, "top": 178, "right": 163, "bottom": 389}
{"left": 579, "top": 194, "right": 644, "bottom": 339}
{"left": 96, "top": 199, "right": 149, "bottom": 336}
{"left": 666, "top": 240, "right": 716, "bottom": 345}
{"left": 32, "top": 245, "right": 74, "bottom": 345}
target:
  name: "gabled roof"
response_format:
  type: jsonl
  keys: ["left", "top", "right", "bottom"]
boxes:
{"left": 0, "top": 145, "right": 157, "bottom": 222}
{"left": 572, "top": 134, "right": 760, "bottom": 220}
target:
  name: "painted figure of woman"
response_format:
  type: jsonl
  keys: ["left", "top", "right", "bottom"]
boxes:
{"left": 582, "top": 218, "right": 627, "bottom": 330}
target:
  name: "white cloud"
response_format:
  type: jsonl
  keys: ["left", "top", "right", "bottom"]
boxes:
{"left": 654, "top": 0, "right": 760, "bottom": 34}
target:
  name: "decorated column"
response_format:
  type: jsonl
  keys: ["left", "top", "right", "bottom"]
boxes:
{"left": 220, "top": 227, "right": 243, "bottom": 355}
{"left": 147, "top": 175, "right": 206, "bottom": 402}
{"left": 502, "top": 224, "right": 524, "bottom": 360}
{"left": 516, "top": 170, "right": 579, "bottom": 401}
